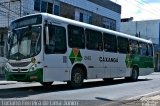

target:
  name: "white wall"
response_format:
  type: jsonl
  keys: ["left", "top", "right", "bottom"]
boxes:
{"left": 0, "top": 0, "right": 22, "bottom": 27}
{"left": 120, "top": 20, "right": 160, "bottom": 44}
{"left": 0, "top": 0, "right": 121, "bottom": 31}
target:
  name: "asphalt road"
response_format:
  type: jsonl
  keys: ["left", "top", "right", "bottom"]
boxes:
{"left": 0, "top": 72, "right": 160, "bottom": 106}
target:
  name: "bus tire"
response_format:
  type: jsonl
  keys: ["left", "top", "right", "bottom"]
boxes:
{"left": 126, "top": 67, "right": 139, "bottom": 81}
{"left": 67, "top": 67, "right": 84, "bottom": 88}
{"left": 40, "top": 82, "right": 53, "bottom": 88}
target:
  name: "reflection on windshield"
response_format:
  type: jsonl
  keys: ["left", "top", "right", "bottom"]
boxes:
{"left": 8, "top": 26, "right": 41, "bottom": 60}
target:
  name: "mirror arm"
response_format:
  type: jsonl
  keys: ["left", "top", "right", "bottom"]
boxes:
{"left": 45, "top": 26, "right": 49, "bottom": 45}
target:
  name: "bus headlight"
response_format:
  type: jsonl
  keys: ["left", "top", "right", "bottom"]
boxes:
{"left": 29, "top": 58, "right": 38, "bottom": 72}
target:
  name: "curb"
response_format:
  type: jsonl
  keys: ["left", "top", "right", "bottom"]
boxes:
{"left": 127, "top": 90, "right": 160, "bottom": 101}
{"left": 0, "top": 81, "right": 17, "bottom": 85}
{"left": 105, "top": 91, "right": 160, "bottom": 106}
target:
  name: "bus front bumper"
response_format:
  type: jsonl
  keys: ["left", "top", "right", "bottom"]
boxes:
{"left": 5, "top": 68, "right": 43, "bottom": 82}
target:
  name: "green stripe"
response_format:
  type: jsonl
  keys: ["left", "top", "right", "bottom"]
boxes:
{"left": 125, "top": 54, "right": 154, "bottom": 68}
{"left": 5, "top": 68, "right": 43, "bottom": 82}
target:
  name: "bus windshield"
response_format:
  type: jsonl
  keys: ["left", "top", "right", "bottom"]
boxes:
{"left": 8, "top": 26, "right": 41, "bottom": 60}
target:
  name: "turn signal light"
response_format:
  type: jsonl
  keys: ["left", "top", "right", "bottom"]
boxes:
{"left": 31, "top": 58, "right": 36, "bottom": 63}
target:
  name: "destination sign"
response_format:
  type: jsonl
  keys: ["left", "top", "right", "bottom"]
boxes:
{"left": 11, "top": 15, "right": 42, "bottom": 29}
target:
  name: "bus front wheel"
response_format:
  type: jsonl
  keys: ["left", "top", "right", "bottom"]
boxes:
{"left": 67, "top": 67, "right": 84, "bottom": 88}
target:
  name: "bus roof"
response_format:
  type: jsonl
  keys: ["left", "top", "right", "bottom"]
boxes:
{"left": 16, "top": 13, "right": 153, "bottom": 44}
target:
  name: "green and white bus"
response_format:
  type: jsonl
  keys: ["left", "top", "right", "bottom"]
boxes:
{"left": 5, "top": 13, "right": 154, "bottom": 88}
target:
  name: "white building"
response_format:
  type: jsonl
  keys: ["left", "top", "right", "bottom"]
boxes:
{"left": 0, "top": 0, "right": 121, "bottom": 75}
{"left": 121, "top": 20, "right": 160, "bottom": 71}
{"left": 0, "top": 0, "right": 121, "bottom": 30}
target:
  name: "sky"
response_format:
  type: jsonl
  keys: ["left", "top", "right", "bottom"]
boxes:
{"left": 110, "top": 0, "right": 160, "bottom": 21}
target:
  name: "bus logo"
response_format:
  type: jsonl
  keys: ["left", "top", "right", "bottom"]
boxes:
{"left": 69, "top": 48, "right": 83, "bottom": 64}
{"left": 18, "top": 68, "right": 21, "bottom": 72}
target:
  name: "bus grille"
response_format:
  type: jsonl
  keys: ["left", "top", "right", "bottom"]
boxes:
{"left": 12, "top": 69, "right": 28, "bottom": 72}
{"left": 9, "top": 62, "right": 30, "bottom": 67}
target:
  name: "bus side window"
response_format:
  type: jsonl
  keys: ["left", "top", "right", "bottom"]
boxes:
{"left": 117, "top": 37, "right": 129, "bottom": 54}
{"left": 129, "top": 40, "right": 139, "bottom": 54}
{"left": 45, "top": 24, "right": 67, "bottom": 54}
{"left": 68, "top": 25, "right": 85, "bottom": 49}
{"left": 86, "top": 29, "right": 103, "bottom": 51}
{"left": 139, "top": 42, "right": 148, "bottom": 56}
{"left": 103, "top": 33, "right": 117, "bottom": 53}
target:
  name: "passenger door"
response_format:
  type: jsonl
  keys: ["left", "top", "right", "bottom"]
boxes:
{"left": 43, "top": 24, "right": 68, "bottom": 82}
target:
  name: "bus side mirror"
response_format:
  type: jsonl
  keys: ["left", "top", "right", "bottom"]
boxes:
{"left": 45, "top": 26, "right": 49, "bottom": 45}
{"left": 8, "top": 31, "right": 12, "bottom": 44}
{"left": 8, "top": 36, "right": 11, "bottom": 44}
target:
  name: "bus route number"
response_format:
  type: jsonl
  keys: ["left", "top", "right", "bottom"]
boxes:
{"left": 84, "top": 56, "right": 91, "bottom": 61}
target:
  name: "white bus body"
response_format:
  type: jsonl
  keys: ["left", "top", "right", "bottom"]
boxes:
{"left": 5, "top": 13, "right": 154, "bottom": 88}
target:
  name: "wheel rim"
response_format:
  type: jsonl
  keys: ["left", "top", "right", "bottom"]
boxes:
{"left": 73, "top": 73, "right": 82, "bottom": 84}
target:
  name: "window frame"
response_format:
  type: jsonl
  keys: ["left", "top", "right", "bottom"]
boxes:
{"left": 86, "top": 29, "right": 103, "bottom": 51}
{"left": 68, "top": 25, "right": 85, "bottom": 49}
{"left": 34, "top": 0, "right": 41, "bottom": 11}
{"left": 103, "top": 17, "right": 116, "bottom": 31}
{"left": 129, "top": 39, "right": 139, "bottom": 54}
{"left": 45, "top": 24, "right": 67, "bottom": 54}
{"left": 47, "top": 2, "right": 53, "bottom": 14}
{"left": 117, "top": 36, "right": 129, "bottom": 54}
{"left": 54, "top": 4, "right": 60, "bottom": 15}
{"left": 139, "top": 42, "right": 148, "bottom": 56}
{"left": 103, "top": 33, "right": 117, "bottom": 53}
{"left": 41, "top": 1, "right": 47, "bottom": 12}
